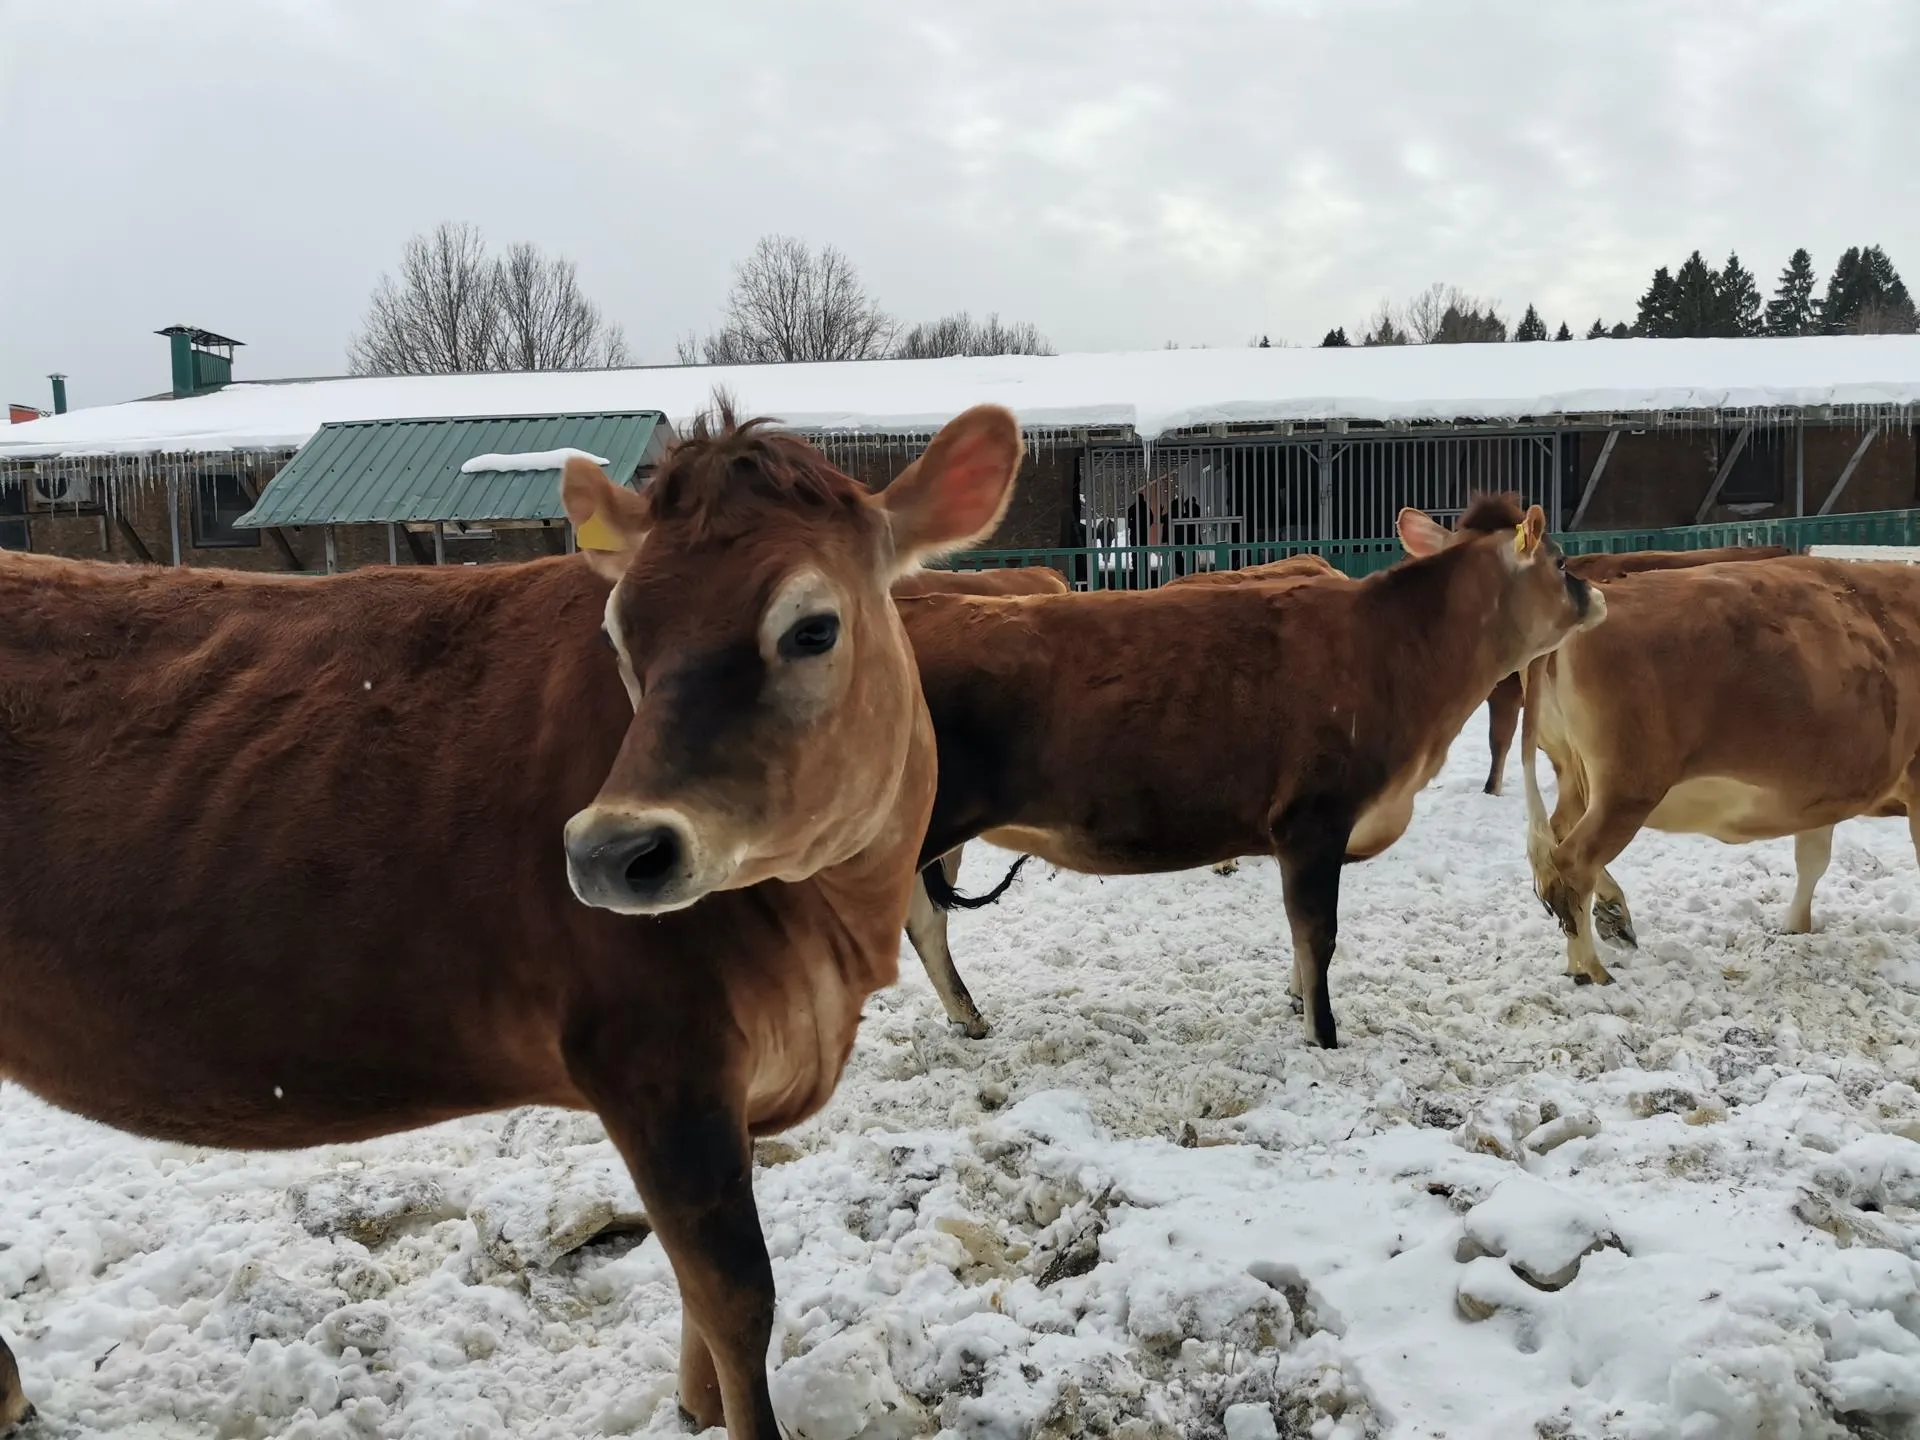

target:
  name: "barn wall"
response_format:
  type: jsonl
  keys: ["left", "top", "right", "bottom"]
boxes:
{"left": 19, "top": 499, "right": 572, "bottom": 571}
{"left": 1569, "top": 425, "right": 1918, "bottom": 530}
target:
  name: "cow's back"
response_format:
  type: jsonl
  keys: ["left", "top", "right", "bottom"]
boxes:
{"left": 0, "top": 554, "right": 634, "bottom": 1142}
{"left": 905, "top": 583, "right": 1384, "bottom": 870}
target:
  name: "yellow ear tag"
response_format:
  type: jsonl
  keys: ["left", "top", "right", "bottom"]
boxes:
{"left": 575, "top": 510, "right": 623, "bottom": 552}
{"left": 1514, "top": 523, "right": 1528, "bottom": 555}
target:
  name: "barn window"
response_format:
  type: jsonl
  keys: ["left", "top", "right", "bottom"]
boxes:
{"left": 192, "top": 472, "right": 261, "bottom": 548}
{"left": 0, "top": 480, "right": 27, "bottom": 551}
{"left": 1716, "top": 427, "right": 1785, "bottom": 506}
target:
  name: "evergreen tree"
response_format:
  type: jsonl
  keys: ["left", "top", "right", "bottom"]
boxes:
{"left": 1715, "top": 252, "right": 1763, "bottom": 336}
{"left": 1764, "top": 248, "right": 1818, "bottom": 335}
{"left": 1586, "top": 318, "right": 1608, "bottom": 339}
{"left": 1432, "top": 303, "right": 1507, "bottom": 343}
{"left": 1635, "top": 266, "right": 1679, "bottom": 336}
{"left": 1320, "top": 326, "right": 1350, "bottom": 347}
{"left": 1609, "top": 322, "right": 1631, "bottom": 339}
{"left": 1258, "top": 335, "right": 1271, "bottom": 348}
{"left": 1554, "top": 321, "right": 1572, "bottom": 340}
{"left": 1669, "top": 251, "right": 1722, "bottom": 337}
{"left": 1821, "top": 245, "right": 1918, "bottom": 333}
{"left": 1513, "top": 304, "right": 1549, "bottom": 341}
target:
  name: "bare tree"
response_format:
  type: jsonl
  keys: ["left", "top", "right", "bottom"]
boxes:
{"left": 350, "top": 223, "right": 501, "bottom": 375}
{"left": 895, "top": 311, "right": 1054, "bottom": 359}
{"left": 349, "top": 223, "right": 629, "bottom": 375}
{"left": 1361, "top": 300, "right": 1408, "bottom": 346}
{"left": 494, "top": 243, "right": 630, "bottom": 370}
{"left": 690, "top": 236, "right": 895, "bottom": 364}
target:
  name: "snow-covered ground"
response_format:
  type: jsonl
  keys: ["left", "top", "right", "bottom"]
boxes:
{"left": 5, "top": 718, "right": 1920, "bottom": 1439}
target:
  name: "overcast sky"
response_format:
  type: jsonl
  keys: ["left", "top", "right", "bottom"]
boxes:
{"left": 3, "top": 0, "right": 1916, "bottom": 410}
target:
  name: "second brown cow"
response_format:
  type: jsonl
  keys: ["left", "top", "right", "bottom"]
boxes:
{"left": 901, "top": 495, "right": 1605, "bottom": 1048}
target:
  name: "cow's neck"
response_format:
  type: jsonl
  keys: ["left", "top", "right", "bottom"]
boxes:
{"left": 802, "top": 709, "right": 938, "bottom": 997}
{"left": 1372, "top": 547, "right": 1515, "bottom": 760}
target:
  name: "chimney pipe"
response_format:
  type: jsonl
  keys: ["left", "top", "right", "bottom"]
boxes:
{"left": 169, "top": 331, "right": 194, "bottom": 398}
{"left": 49, "top": 374, "right": 67, "bottom": 415}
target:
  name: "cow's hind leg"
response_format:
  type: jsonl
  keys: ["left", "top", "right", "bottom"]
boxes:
{"left": 1484, "top": 673, "right": 1521, "bottom": 796}
{"left": 1784, "top": 825, "right": 1835, "bottom": 934}
{"left": 0, "top": 1333, "right": 32, "bottom": 1433}
{"left": 904, "top": 850, "right": 989, "bottom": 1038}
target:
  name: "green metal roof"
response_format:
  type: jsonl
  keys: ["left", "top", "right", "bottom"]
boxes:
{"left": 235, "top": 411, "right": 667, "bottom": 528}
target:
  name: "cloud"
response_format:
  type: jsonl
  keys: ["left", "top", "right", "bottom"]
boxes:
{"left": 3, "top": 0, "right": 1915, "bottom": 404}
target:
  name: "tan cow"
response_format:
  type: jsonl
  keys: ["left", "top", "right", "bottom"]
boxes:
{"left": 1480, "top": 545, "right": 1790, "bottom": 795}
{"left": 1521, "top": 555, "right": 1920, "bottom": 986}
{"left": 902, "top": 495, "right": 1605, "bottom": 1048}
{"left": 0, "top": 405, "right": 1024, "bottom": 1438}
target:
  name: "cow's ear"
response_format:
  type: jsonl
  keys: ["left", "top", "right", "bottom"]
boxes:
{"left": 1397, "top": 507, "right": 1449, "bottom": 557}
{"left": 881, "top": 406, "right": 1024, "bottom": 572}
{"left": 562, "top": 458, "right": 648, "bottom": 582}
{"left": 1518, "top": 505, "right": 1548, "bottom": 556}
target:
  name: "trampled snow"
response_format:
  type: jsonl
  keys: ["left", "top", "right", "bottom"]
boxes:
{"left": 4, "top": 724, "right": 1920, "bottom": 1438}
{"left": 458, "top": 450, "right": 611, "bottom": 475}
{"left": 5, "top": 335, "right": 1920, "bottom": 460}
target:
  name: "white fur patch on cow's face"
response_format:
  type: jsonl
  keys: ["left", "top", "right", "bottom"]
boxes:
{"left": 602, "top": 582, "right": 642, "bottom": 710}
{"left": 758, "top": 568, "right": 850, "bottom": 724}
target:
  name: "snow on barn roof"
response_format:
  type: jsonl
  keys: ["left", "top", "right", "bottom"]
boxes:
{"left": 5, "top": 335, "right": 1920, "bottom": 461}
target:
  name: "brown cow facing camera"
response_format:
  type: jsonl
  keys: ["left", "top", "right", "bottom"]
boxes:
{"left": 0, "top": 404, "right": 1025, "bottom": 1439}
{"left": 901, "top": 494, "right": 1606, "bottom": 1049}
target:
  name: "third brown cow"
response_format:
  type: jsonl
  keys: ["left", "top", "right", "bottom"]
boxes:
{"left": 1521, "top": 554, "right": 1920, "bottom": 986}
{"left": 1480, "top": 544, "right": 1789, "bottom": 795}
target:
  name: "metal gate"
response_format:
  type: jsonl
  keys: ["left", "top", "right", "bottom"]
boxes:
{"left": 1084, "top": 431, "right": 1565, "bottom": 554}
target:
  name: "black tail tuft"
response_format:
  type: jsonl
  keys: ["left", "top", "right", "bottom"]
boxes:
{"left": 922, "top": 853, "right": 1032, "bottom": 911}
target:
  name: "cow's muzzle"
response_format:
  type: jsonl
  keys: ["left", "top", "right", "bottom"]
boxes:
{"left": 564, "top": 807, "right": 704, "bottom": 914}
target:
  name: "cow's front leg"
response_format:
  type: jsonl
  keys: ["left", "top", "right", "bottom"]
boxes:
{"left": 567, "top": 1025, "right": 779, "bottom": 1438}
{"left": 1, "top": 1333, "right": 32, "bottom": 1433}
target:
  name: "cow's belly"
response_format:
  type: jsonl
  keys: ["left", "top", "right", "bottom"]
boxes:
{"left": 979, "top": 824, "right": 1251, "bottom": 875}
{"left": 1643, "top": 776, "right": 1865, "bottom": 843}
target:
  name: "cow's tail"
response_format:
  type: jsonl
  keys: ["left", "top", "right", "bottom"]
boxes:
{"left": 922, "top": 853, "right": 1032, "bottom": 911}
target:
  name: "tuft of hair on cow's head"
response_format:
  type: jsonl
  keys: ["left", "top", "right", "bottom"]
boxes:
{"left": 557, "top": 402, "right": 1024, "bottom": 917}
{"left": 1396, "top": 491, "right": 1606, "bottom": 671}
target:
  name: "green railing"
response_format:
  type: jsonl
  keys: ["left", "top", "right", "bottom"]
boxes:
{"left": 941, "top": 508, "right": 1920, "bottom": 588}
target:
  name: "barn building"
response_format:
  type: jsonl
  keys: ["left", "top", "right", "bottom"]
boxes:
{"left": 3, "top": 329, "right": 1919, "bottom": 580}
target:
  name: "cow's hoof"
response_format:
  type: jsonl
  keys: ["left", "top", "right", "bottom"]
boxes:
{"left": 1593, "top": 900, "right": 1637, "bottom": 949}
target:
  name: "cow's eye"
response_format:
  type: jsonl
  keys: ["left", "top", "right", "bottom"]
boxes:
{"left": 779, "top": 613, "right": 840, "bottom": 659}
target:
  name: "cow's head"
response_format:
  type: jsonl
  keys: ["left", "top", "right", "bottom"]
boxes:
{"left": 561, "top": 404, "right": 1022, "bottom": 914}
{"left": 1399, "top": 494, "right": 1606, "bottom": 670}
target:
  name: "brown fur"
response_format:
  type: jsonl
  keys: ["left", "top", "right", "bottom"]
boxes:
{"left": 1479, "top": 545, "right": 1791, "bottom": 794}
{"left": 0, "top": 405, "right": 1025, "bottom": 1438}
{"left": 1163, "top": 553, "right": 1342, "bottom": 589}
{"left": 1521, "top": 555, "right": 1920, "bottom": 985}
{"left": 899, "top": 494, "right": 1604, "bottom": 1048}
{"left": 889, "top": 567, "right": 1068, "bottom": 1036}
{"left": 891, "top": 566, "right": 1069, "bottom": 600}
